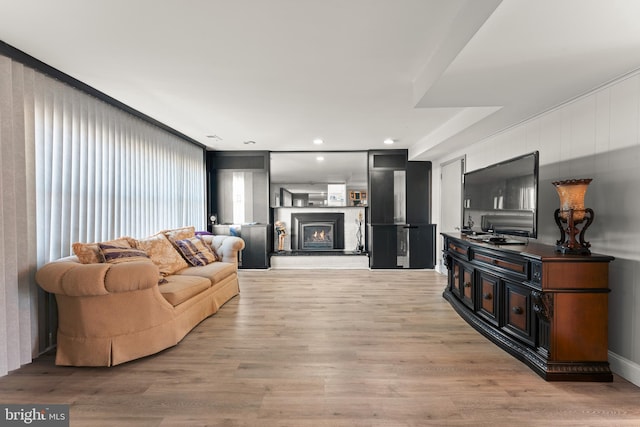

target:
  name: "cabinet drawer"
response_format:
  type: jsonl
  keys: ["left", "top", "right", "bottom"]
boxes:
{"left": 477, "top": 271, "right": 500, "bottom": 326}
{"left": 503, "top": 281, "right": 534, "bottom": 345}
{"left": 448, "top": 241, "right": 469, "bottom": 259}
{"left": 472, "top": 250, "right": 528, "bottom": 278}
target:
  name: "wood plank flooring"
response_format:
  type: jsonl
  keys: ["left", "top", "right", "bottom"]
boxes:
{"left": 2, "top": 269, "right": 640, "bottom": 426}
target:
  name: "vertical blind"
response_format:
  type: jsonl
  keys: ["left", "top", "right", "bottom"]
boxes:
{"left": 0, "top": 56, "right": 37, "bottom": 377}
{"left": 34, "top": 72, "right": 206, "bottom": 262}
{"left": 0, "top": 53, "right": 206, "bottom": 375}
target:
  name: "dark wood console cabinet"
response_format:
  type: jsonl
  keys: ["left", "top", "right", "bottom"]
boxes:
{"left": 442, "top": 233, "right": 614, "bottom": 381}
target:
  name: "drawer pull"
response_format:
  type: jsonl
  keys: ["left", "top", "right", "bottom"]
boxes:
{"left": 512, "top": 306, "right": 523, "bottom": 315}
{"left": 464, "top": 282, "right": 471, "bottom": 288}
{"left": 483, "top": 292, "right": 492, "bottom": 300}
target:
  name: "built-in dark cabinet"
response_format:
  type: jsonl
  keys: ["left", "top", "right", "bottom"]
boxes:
{"left": 206, "top": 151, "right": 271, "bottom": 268}
{"left": 368, "top": 150, "right": 435, "bottom": 269}
{"left": 238, "top": 224, "right": 272, "bottom": 269}
{"left": 369, "top": 224, "right": 436, "bottom": 269}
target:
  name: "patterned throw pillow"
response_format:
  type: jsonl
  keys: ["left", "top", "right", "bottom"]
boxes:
{"left": 135, "top": 232, "right": 189, "bottom": 276}
{"left": 173, "top": 236, "right": 218, "bottom": 266}
{"left": 98, "top": 243, "right": 149, "bottom": 264}
{"left": 72, "top": 237, "right": 137, "bottom": 264}
{"left": 163, "top": 226, "right": 195, "bottom": 242}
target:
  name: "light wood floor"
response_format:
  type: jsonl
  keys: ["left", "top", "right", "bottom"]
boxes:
{"left": 2, "top": 269, "right": 640, "bottom": 426}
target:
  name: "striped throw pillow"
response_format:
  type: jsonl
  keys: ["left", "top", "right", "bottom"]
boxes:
{"left": 98, "top": 243, "right": 149, "bottom": 264}
{"left": 73, "top": 237, "right": 137, "bottom": 264}
{"left": 174, "top": 236, "right": 217, "bottom": 266}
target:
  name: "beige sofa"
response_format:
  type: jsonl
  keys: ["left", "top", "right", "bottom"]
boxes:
{"left": 35, "top": 230, "right": 245, "bottom": 367}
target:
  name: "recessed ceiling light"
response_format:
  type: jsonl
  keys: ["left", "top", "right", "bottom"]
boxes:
{"left": 206, "top": 134, "right": 223, "bottom": 141}
{"left": 313, "top": 138, "right": 324, "bottom": 145}
{"left": 243, "top": 140, "right": 257, "bottom": 145}
{"left": 383, "top": 138, "right": 395, "bottom": 145}
{"left": 316, "top": 156, "right": 324, "bottom": 161}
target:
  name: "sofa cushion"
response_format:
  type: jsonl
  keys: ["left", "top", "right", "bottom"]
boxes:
{"left": 136, "top": 233, "right": 189, "bottom": 276}
{"left": 158, "top": 275, "right": 211, "bottom": 306}
{"left": 72, "top": 237, "right": 137, "bottom": 264}
{"left": 173, "top": 236, "right": 218, "bottom": 266}
{"left": 176, "top": 262, "right": 236, "bottom": 285}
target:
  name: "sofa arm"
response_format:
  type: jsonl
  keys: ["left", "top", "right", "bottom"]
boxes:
{"left": 35, "top": 259, "right": 160, "bottom": 297}
{"left": 201, "top": 235, "right": 245, "bottom": 264}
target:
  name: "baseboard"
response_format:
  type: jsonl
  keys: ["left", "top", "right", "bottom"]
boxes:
{"left": 609, "top": 351, "right": 640, "bottom": 387}
{"left": 435, "top": 263, "right": 448, "bottom": 275}
{"left": 270, "top": 255, "right": 370, "bottom": 269}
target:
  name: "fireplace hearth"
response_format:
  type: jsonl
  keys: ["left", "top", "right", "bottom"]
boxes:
{"left": 291, "top": 213, "right": 344, "bottom": 251}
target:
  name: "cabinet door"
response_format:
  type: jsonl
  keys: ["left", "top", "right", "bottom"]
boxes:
{"left": 450, "top": 260, "right": 462, "bottom": 297}
{"left": 503, "top": 280, "right": 535, "bottom": 346}
{"left": 370, "top": 225, "right": 398, "bottom": 268}
{"left": 477, "top": 270, "right": 500, "bottom": 326}
{"left": 461, "top": 265, "right": 474, "bottom": 309}
{"left": 369, "top": 170, "right": 395, "bottom": 224}
{"left": 406, "top": 161, "right": 431, "bottom": 224}
{"left": 240, "top": 225, "right": 271, "bottom": 269}
{"left": 407, "top": 225, "right": 436, "bottom": 269}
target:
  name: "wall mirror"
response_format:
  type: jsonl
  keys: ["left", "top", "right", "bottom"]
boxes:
{"left": 270, "top": 152, "right": 368, "bottom": 207}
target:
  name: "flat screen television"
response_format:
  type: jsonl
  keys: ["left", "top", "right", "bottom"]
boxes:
{"left": 462, "top": 151, "right": 539, "bottom": 239}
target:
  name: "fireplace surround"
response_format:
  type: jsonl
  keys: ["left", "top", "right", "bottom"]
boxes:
{"left": 291, "top": 212, "right": 344, "bottom": 251}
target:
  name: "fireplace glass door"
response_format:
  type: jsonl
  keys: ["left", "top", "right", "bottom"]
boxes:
{"left": 301, "top": 223, "right": 334, "bottom": 250}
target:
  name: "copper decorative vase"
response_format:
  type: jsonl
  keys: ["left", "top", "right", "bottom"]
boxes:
{"left": 552, "top": 178, "right": 593, "bottom": 255}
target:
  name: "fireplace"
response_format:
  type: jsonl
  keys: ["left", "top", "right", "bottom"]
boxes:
{"left": 301, "top": 223, "right": 334, "bottom": 250}
{"left": 291, "top": 212, "right": 344, "bottom": 251}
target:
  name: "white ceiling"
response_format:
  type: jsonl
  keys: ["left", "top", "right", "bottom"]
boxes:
{"left": 1, "top": 0, "right": 640, "bottom": 163}
{"left": 270, "top": 151, "right": 368, "bottom": 192}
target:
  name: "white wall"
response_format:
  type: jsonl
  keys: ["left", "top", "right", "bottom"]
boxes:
{"left": 430, "top": 70, "right": 640, "bottom": 386}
